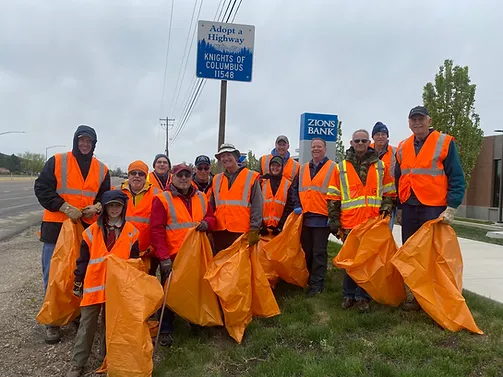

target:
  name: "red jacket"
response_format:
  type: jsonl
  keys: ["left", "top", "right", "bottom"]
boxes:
{"left": 150, "top": 184, "right": 216, "bottom": 260}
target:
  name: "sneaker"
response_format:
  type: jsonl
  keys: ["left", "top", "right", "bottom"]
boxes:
{"left": 66, "top": 366, "right": 84, "bottom": 377}
{"left": 45, "top": 326, "right": 61, "bottom": 344}
{"left": 356, "top": 299, "right": 370, "bottom": 313}
{"left": 401, "top": 298, "right": 421, "bottom": 312}
{"left": 306, "top": 287, "right": 323, "bottom": 298}
{"left": 341, "top": 298, "right": 356, "bottom": 310}
{"left": 159, "top": 333, "right": 173, "bottom": 347}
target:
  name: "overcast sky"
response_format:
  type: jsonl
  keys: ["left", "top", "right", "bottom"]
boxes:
{"left": 0, "top": 0, "right": 501, "bottom": 170}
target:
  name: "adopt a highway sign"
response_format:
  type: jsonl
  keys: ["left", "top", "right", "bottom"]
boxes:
{"left": 197, "top": 20, "right": 255, "bottom": 82}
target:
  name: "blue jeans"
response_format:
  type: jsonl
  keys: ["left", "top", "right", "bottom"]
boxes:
{"left": 342, "top": 269, "right": 371, "bottom": 301}
{"left": 42, "top": 243, "right": 56, "bottom": 293}
{"left": 401, "top": 204, "right": 446, "bottom": 244}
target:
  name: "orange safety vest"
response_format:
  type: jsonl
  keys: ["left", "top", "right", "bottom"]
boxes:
{"left": 122, "top": 186, "right": 160, "bottom": 252}
{"left": 213, "top": 168, "right": 259, "bottom": 232}
{"left": 148, "top": 171, "right": 171, "bottom": 191}
{"left": 261, "top": 176, "right": 291, "bottom": 227}
{"left": 396, "top": 131, "right": 452, "bottom": 206}
{"left": 80, "top": 222, "right": 138, "bottom": 307}
{"left": 156, "top": 190, "right": 207, "bottom": 257}
{"left": 333, "top": 159, "right": 395, "bottom": 229}
{"left": 260, "top": 154, "right": 300, "bottom": 182}
{"left": 370, "top": 143, "right": 397, "bottom": 176}
{"left": 298, "top": 160, "right": 336, "bottom": 216}
{"left": 42, "top": 152, "right": 108, "bottom": 224}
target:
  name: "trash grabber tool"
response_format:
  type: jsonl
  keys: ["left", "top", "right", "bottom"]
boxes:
{"left": 154, "top": 270, "right": 172, "bottom": 356}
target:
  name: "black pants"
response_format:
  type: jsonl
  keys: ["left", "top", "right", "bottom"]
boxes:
{"left": 401, "top": 203, "right": 446, "bottom": 244}
{"left": 149, "top": 256, "right": 174, "bottom": 334}
{"left": 300, "top": 226, "right": 330, "bottom": 290}
{"left": 213, "top": 230, "right": 243, "bottom": 255}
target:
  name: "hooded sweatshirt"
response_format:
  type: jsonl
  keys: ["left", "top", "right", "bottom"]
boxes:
{"left": 74, "top": 190, "right": 140, "bottom": 282}
{"left": 34, "top": 125, "right": 111, "bottom": 244}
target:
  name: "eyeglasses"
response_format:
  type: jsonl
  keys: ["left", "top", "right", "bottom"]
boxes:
{"left": 176, "top": 172, "right": 191, "bottom": 179}
{"left": 129, "top": 171, "right": 146, "bottom": 177}
{"left": 197, "top": 166, "right": 210, "bottom": 171}
{"left": 353, "top": 139, "right": 369, "bottom": 144}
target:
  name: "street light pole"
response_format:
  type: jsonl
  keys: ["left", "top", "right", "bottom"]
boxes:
{"left": 495, "top": 130, "right": 503, "bottom": 223}
{"left": 45, "top": 145, "right": 66, "bottom": 161}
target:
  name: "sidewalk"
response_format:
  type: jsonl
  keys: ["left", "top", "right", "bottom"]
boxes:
{"left": 330, "top": 224, "right": 503, "bottom": 303}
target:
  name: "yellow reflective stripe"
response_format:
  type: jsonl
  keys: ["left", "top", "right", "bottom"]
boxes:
{"left": 327, "top": 186, "right": 340, "bottom": 196}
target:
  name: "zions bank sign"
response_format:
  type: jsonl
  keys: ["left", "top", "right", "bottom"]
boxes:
{"left": 300, "top": 113, "right": 338, "bottom": 142}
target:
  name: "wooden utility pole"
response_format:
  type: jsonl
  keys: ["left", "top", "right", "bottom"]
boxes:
{"left": 160, "top": 117, "right": 175, "bottom": 157}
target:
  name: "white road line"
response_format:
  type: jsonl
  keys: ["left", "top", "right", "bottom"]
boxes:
{"left": 0, "top": 196, "right": 35, "bottom": 201}
{"left": 0, "top": 202, "right": 39, "bottom": 213}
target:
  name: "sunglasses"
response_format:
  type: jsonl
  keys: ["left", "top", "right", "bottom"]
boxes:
{"left": 353, "top": 139, "right": 369, "bottom": 144}
{"left": 176, "top": 172, "right": 191, "bottom": 178}
{"left": 197, "top": 166, "right": 210, "bottom": 171}
{"left": 129, "top": 171, "right": 146, "bottom": 177}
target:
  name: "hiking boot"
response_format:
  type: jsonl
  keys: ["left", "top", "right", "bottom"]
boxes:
{"left": 45, "top": 326, "right": 61, "bottom": 344}
{"left": 401, "top": 299, "right": 421, "bottom": 312}
{"left": 66, "top": 366, "right": 84, "bottom": 377}
{"left": 306, "top": 287, "right": 323, "bottom": 298}
{"left": 159, "top": 333, "right": 173, "bottom": 347}
{"left": 341, "top": 298, "right": 356, "bottom": 310}
{"left": 356, "top": 299, "right": 370, "bottom": 313}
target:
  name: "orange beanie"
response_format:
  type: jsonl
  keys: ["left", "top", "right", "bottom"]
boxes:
{"left": 128, "top": 160, "right": 149, "bottom": 175}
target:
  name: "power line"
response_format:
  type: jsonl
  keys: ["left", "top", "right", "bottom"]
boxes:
{"left": 159, "top": 0, "right": 176, "bottom": 115}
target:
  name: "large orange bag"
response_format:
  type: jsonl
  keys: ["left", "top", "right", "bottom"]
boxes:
{"left": 250, "top": 245, "right": 280, "bottom": 318}
{"left": 166, "top": 229, "right": 223, "bottom": 327}
{"left": 104, "top": 255, "right": 164, "bottom": 377}
{"left": 204, "top": 235, "right": 252, "bottom": 344}
{"left": 257, "top": 234, "right": 279, "bottom": 287}
{"left": 263, "top": 213, "right": 309, "bottom": 288}
{"left": 36, "top": 219, "right": 84, "bottom": 326}
{"left": 333, "top": 217, "right": 406, "bottom": 306}
{"left": 391, "top": 219, "right": 483, "bottom": 334}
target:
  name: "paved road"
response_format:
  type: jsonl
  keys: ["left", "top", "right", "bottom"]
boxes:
{"left": 0, "top": 178, "right": 42, "bottom": 241}
{"left": 0, "top": 177, "right": 123, "bottom": 241}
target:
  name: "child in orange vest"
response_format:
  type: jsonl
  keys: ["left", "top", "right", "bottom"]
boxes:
{"left": 66, "top": 190, "right": 140, "bottom": 377}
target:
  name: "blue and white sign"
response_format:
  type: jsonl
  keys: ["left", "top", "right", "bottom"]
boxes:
{"left": 197, "top": 20, "right": 255, "bottom": 82}
{"left": 299, "top": 112, "right": 339, "bottom": 164}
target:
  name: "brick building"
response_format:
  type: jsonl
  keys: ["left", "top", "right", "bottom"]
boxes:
{"left": 457, "top": 135, "right": 502, "bottom": 221}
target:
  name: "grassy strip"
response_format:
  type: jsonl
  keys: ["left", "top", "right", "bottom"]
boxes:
{"left": 455, "top": 217, "right": 494, "bottom": 225}
{"left": 452, "top": 223, "right": 503, "bottom": 246}
{"left": 154, "top": 242, "right": 503, "bottom": 377}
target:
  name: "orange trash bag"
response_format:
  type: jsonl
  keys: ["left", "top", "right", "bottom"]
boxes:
{"left": 333, "top": 217, "right": 406, "bottom": 306}
{"left": 391, "top": 219, "right": 483, "bottom": 334}
{"left": 36, "top": 219, "right": 84, "bottom": 326}
{"left": 257, "top": 234, "right": 279, "bottom": 287}
{"left": 104, "top": 255, "right": 164, "bottom": 377}
{"left": 166, "top": 229, "right": 223, "bottom": 327}
{"left": 263, "top": 213, "right": 309, "bottom": 288}
{"left": 250, "top": 244, "right": 280, "bottom": 318}
{"left": 204, "top": 235, "right": 252, "bottom": 344}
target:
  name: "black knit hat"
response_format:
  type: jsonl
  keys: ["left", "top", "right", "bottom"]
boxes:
{"left": 152, "top": 154, "right": 171, "bottom": 169}
{"left": 372, "top": 122, "right": 389, "bottom": 137}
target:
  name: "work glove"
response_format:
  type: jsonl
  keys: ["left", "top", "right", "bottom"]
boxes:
{"left": 379, "top": 209, "right": 392, "bottom": 218}
{"left": 293, "top": 207, "right": 302, "bottom": 215}
{"left": 59, "top": 202, "right": 82, "bottom": 221}
{"left": 195, "top": 220, "right": 208, "bottom": 232}
{"left": 259, "top": 225, "right": 269, "bottom": 236}
{"left": 160, "top": 258, "right": 172, "bottom": 276}
{"left": 248, "top": 229, "right": 260, "bottom": 246}
{"left": 73, "top": 281, "right": 83, "bottom": 298}
{"left": 82, "top": 203, "right": 102, "bottom": 218}
{"left": 439, "top": 206, "right": 456, "bottom": 224}
{"left": 396, "top": 209, "right": 402, "bottom": 225}
{"left": 271, "top": 227, "right": 281, "bottom": 236}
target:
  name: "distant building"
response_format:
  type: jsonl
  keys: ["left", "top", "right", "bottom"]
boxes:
{"left": 458, "top": 135, "right": 502, "bottom": 221}
{"left": 0, "top": 167, "right": 10, "bottom": 174}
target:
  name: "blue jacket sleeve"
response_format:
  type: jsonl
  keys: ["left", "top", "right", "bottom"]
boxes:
{"left": 444, "top": 140, "right": 466, "bottom": 208}
{"left": 290, "top": 173, "right": 301, "bottom": 209}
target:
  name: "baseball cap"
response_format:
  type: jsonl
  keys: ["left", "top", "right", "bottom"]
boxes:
{"left": 172, "top": 164, "right": 192, "bottom": 175}
{"left": 408, "top": 106, "right": 430, "bottom": 118}
{"left": 275, "top": 135, "right": 289, "bottom": 144}
{"left": 194, "top": 155, "right": 211, "bottom": 166}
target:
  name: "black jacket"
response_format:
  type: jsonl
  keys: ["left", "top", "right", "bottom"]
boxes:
{"left": 34, "top": 125, "right": 110, "bottom": 243}
{"left": 74, "top": 190, "right": 140, "bottom": 282}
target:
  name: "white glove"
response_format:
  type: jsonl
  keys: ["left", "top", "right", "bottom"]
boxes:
{"left": 439, "top": 206, "right": 456, "bottom": 224}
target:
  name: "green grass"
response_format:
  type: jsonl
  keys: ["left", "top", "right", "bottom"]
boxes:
{"left": 154, "top": 242, "right": 503, "bottom": 377}
{"left": 452, "top": 223, "right": 503, "bottom": 246}
{"left": 455, "top": 217, "right": 494, "bottom": 225}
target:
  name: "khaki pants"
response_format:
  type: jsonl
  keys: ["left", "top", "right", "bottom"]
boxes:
{"left": 72, "top": 304, "right": 106, "bottom": 368}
